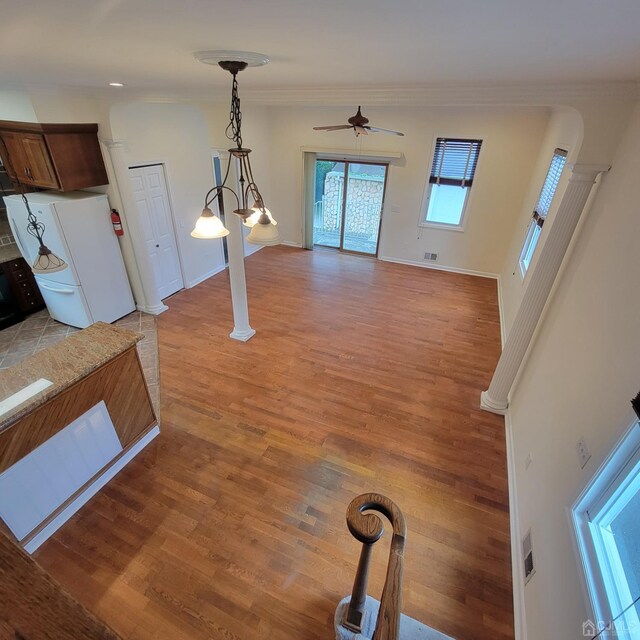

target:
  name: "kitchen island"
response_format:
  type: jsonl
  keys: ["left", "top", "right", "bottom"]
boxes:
{"left": 0, "top": 322, "right": 158, "bottom": 552}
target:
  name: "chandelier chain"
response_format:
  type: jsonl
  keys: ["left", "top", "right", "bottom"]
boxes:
{"left": 225, "top": 71, "right": 243, "bottom": 149}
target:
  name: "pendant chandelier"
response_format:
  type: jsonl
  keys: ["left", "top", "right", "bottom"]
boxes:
{"left": 192, "top": 52, "right": 280, "bottom": 246}
{"left": 1, "top": 143, "right": 68, "bottom": 274}
{"left": 23, "top": 196, "right": 68, "bottom": 274}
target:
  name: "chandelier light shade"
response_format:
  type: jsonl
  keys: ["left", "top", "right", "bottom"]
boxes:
{"left": 191, "top": 207, "right": 230, "bottom": 239}
{"left": 192, "top": 52, "right": 279, "bottom": 246}
{"left": 242, "top": 201, "right": 277, "bottom": 228}
{"left": 247, "top": 212, "right": 281, "bottom": 245}
{"left": 32, "top": 246, "right": 68, "bottom": 274}
{"left": 21, "top": 194, "right": 68, "bottom": 274}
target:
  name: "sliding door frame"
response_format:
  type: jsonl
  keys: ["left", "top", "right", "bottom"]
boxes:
{"left": 315, "top": 157, "right": 390, "bottom": 257}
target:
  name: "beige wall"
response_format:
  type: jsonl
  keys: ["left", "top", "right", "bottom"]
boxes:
{"left": 109, "top": 101, "right": 226, "bottom": 288}
{"left": 508, "top": 102, "right": 640, "bottom": 639}
{"left": 267, "top": 105, "right": 550, "bottom": 275}
{"left": 0, "top": 90, "right": 38, "bottom": 122}
{"left": 499, "top": 107, "right": 583, "bottom": 332}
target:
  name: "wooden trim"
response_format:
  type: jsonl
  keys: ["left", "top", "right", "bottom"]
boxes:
{"left": 0, "top": 530, "right": 122, "bottom": 639}
{"left": 0, "top": 347, "right": 155, "bottom": 471}
{"left": 0, "top": 120, "right": 99, "bottom": 134}
{"left": 19, "top": 423, "right": 157, "bottom": 547}
{"left": 133, "top": 343, "right": 158, "bottom": 423}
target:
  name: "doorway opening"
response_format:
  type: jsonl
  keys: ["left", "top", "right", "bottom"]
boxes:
{"left": 313, "top": 159, "right": 388, "bottom": 255}
{"left": 128, "top": 163, "right": 184, "bottom": 300}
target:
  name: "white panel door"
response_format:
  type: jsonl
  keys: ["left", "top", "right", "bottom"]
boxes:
{"left": 128, "top": 165, "right": 183, "bottom": 300}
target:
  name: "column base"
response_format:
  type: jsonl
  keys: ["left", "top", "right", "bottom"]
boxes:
{"left": 230, "top": 327, "right": 256, "bottom": 342}
{"left": 480, "top": 390, "right": 508, "bottom": 415}
{"left": 138, "top": 303, "right": 169, "bottom": 315}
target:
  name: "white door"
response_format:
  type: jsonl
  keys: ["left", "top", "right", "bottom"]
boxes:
{"left": 128, "top": 165, "right": 183, "bottom": 300}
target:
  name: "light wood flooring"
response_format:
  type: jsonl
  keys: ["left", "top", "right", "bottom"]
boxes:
{"left": 35, "top": 246, "right": 512, "bottom": 640}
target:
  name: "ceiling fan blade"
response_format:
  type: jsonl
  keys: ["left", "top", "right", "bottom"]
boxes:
{"left": 365, "top": 126, "right": 405, "bottom": 136}
{"left": 313, "top": 125, "right": 352, "bottom": 131}
{"left": 354, "top": 126, "right": 368, "bottom": 136}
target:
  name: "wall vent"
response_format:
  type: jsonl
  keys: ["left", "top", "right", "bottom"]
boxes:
{"left": 423, "top": 252, "right": 438, "bottom": 261}
{"left": 522, "top": 529, "right": 535, "bottom": 584}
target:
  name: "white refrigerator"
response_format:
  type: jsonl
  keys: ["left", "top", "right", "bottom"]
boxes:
{"left": 4, "top": 191, "right": 135, "bottom": 328}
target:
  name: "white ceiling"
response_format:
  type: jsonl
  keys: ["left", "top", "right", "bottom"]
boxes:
{"left": 2, "top": 0, "right": 640, "bottom": 99}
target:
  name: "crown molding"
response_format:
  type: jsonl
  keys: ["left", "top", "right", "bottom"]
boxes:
{"left": 6, "top": 79, "right": 640, "bottom": 108}
{"left": 235, "top": 81, "right": 640, "bottom": 107}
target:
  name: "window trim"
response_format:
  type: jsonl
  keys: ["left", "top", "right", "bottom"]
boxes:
{"left": 518, "top": 148, "right": 568, "bottom": 280}
{"left": 419, "top": 135, "right": 483, "bottom": 232}
{"left": 571, "top": 420, "right": 640, "bottom": 639}
{"left": 419, "top": 181, "right": 471, "bottom": 232}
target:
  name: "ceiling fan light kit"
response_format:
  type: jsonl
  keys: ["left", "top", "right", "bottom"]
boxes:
{"left": 191, "top": 50, "right": 279, "bottom": 244}
{"left": 313, "top": 106, "right": 405, "bottom": 137}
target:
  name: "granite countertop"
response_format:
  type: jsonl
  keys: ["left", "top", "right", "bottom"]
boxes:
{"left": 0, "top": 243, "right": 22, "bottom": 263}
{"left": 0, "top": 322, "right": 142, "bottom": 433}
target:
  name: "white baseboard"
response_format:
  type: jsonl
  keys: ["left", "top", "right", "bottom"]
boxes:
{"left": 187, "top": 264, "right": 226, "bottom": 289}
{"left": 281, "top": 240, "right": 303, "bottom": 248}
{"left": 504, "top": 410, "right": 528, "bottom": 640}
{"left": 378, "top": 255, "right": 499, "bottom": 280}
{"left": 25, "top": 426, "right": 160, "bottom": 554}
{"left": 379, "top": 255, "right": 506, "bottom": 345}
{"left": 497, "top": 275, "right": 507, "bottom": 347}
{"left": 137, "top": 303, "right": 168, "bottom": 315}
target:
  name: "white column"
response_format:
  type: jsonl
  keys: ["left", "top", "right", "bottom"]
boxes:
{"left": 226, "top": 214, "right": 255, "bottom": 341}
{"left": 102, "top": 140, "right": 168, "bottom": 316}
{"left": 481, "top": 164, "right": 610, "bottom": 414}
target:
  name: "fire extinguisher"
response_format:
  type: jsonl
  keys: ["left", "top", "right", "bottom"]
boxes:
{"left": 111, "top": 209, "right": 124, "bottom": 236}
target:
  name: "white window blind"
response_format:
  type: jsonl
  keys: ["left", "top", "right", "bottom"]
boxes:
{"left": 429, "top": 138, "right": 483, "bottom": 188}
{"left": 534, "top": 148, "right": 567, "bottom": 221}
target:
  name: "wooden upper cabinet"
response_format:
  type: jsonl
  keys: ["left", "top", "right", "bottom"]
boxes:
{"left": 0, "top": 121, "right": 109, "bottom": 192}
{"left": 0, "top": 132, "right": 29, "bottom": 183}
{"left": 18, "top": 133, "right": 59, "bottom": 188}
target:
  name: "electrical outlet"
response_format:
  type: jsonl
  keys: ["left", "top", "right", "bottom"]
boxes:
{"left": 576, "top": 437, "right": 591, "bottom": 469}
{"left": 424, "top": 252, "right": 438, "bottom": 261}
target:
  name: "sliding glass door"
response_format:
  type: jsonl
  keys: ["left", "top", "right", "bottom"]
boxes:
{"left": 313, "top": 159, "right": 387, "bottom": 255}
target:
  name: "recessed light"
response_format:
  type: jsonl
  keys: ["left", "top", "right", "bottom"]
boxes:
{"left": 109, "top": 82, "right": 125, "bottom": 87}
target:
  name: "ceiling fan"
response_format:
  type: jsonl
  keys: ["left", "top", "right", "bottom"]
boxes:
{"left": 313, "top": 106, "right": 404, "bottom": 137}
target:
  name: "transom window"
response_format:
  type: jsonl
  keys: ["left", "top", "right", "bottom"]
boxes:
{"left": 518, "top": 148, "right": 567, "bottom": 276}
{"left": 422, "top": 137, "right": 482, "bottom": 229}
{"left": 573, "top": 420, "right": 640, "bottom": 640}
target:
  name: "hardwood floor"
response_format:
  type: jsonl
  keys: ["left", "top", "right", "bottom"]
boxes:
{"left": 35, "top": 246, "right": 512, "bottom": 640}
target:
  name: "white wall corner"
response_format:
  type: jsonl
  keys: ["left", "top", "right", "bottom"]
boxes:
{"left": 187, "top": 264, "right": 227, "bottom": 289}
{"left": 497, "top": 275, "right": 506, "bottom": 347}
{"left": 504, "top": 410, "right": 529, "bottom": 640}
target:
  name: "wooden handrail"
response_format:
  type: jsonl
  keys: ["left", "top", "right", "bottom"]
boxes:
{"left": 343, "top": 493, "right": 407, "bottom": 640}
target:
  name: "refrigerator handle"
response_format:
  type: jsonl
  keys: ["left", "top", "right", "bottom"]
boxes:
{"left": 37, "top": 282, "right": 74, "bottom": 294}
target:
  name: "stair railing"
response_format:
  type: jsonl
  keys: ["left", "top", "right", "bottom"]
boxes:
{"left": 343, "top": 493, "right": 407, "bottom": 640}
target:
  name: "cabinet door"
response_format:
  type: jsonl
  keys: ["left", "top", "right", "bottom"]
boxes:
{"left": 0, "top": 132, "right": 29, "bottom": 182}
{"left": 20, "top": 134, "right": 59, "bottom": 188}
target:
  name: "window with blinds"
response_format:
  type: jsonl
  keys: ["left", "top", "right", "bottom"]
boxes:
{"left": 534, "top": 148, "right": 567, "bottom": 223}
{"left": 423, "top": 137, "right": 483, "bottom": 228}
{"left": 429, "top": 138, "right": 483, "bottom": 187}
{"left": 519, "top": 148, "right": 568, "bottom": 277}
